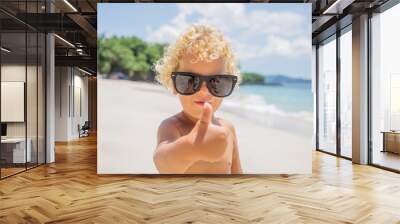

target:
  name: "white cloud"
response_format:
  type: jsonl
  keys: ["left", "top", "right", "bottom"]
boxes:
{"left": 146, "top": 3, "right": 247, "bottom": 42}
{"left": 145, "top": 3, "right": 310, "bottom": 60}
{"left": 263, "top": 35, "right": 310, "bottom": 57}
{"left": 178, "top": 3, "right": 248, "bottom": 33}
{"left": 146, "top": 12, "right": 189, "bottom": 43}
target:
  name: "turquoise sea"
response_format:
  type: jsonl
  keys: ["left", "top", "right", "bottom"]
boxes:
{"left": 237, "top": 83, "right": 313, "bottom": 113}
{"left": 220, "top": 82, "right": 313, "bottom": 135}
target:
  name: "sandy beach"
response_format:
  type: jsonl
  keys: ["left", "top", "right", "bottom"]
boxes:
{"left": 97, "top": 77, "right": 313, "bottom": 174}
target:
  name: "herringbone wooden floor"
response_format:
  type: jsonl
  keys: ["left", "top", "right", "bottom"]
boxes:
{"left": 1, "top": 134, "right": 400, "bottom": 224}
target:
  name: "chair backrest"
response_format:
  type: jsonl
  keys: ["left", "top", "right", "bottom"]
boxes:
{"left": 82, "top": 121, "right": 90, "bottom": 129}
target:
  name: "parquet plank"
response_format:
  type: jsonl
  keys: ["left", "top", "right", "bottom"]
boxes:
{"left": 0, "top": 134, "right": 399, "bottom": 223}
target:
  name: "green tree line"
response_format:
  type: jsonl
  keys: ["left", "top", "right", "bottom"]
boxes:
{"left": 98, "top": 34, "right": 167, "bottom": 81}
{"left": 241, "top": 72, "right": 265, "bottom": 85}
{"left": 98, "top": 34, "right": 265, "bottom": 84}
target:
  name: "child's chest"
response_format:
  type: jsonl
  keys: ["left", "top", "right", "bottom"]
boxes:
{"left": 174, "top": 118, "right": 235, "bottom": 174}
{"left": 185, "top": 131, "right": 234, "bottom": 174}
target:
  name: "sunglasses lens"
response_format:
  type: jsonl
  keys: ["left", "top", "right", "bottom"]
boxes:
{"left": 174, "top": 74, "right": 199, "bottom": 95}
{"left": 208, "top": 76, "right": 235, "bottom": 97}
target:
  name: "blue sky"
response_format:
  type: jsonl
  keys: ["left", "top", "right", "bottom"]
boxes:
{"left": 98, "top": 3, "right": 311, "bottom": 79}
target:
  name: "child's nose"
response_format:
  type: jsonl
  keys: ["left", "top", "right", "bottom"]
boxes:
{"left": 198, "top": 82, "right": 211, "bottom": 96}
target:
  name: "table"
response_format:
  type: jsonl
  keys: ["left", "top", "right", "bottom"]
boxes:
{"left": 1, "top": 138, "right": 31, "bottom": 163}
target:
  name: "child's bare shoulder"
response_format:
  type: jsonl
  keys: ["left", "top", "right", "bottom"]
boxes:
{"left": 215, "top": 117, "right": 236, "bottom": 134}
{"left": 158, "top": 113, "right": 181, "bottom": 131}
{"left": 157, "top": 114, "right": 182, "bottom": 144}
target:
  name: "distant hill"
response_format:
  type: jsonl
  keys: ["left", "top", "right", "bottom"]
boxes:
{"left": 240, "top": 73, "right": 311, "bottom": 86}
{"left": 241, "top": 72, "right": 265, "bottom": 85}
{"left": 265, "top": 74, "right": 311, "bottom": 84}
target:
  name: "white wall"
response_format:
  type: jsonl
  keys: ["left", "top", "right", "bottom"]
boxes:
{"left": 55, "top": 67, "right": 89, "bottom": 141}
{"left": 1, "top": 64, "right": 46, "bottom": 164}
{"left": 55, "top": 66, "right": 70, "bottom": 141}
{"left": 1, "top": 65, "right": 26, "bottom": 129}
{"left": 72, "top": 73, "right": 89, "bottom": 137}
{"left": 1, "top": 65, "right": 40, "bottom": 138}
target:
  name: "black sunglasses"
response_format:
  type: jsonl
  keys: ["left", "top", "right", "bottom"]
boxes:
{"left": 171, "top": 72, "right": 238, "bottom": 97}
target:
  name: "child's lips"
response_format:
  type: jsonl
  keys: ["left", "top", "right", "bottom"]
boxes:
{"left": 194, "top": 100, "right": 211, "bottom": 106}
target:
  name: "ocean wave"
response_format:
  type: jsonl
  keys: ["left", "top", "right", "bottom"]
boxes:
{"left": 219, "top": 93, "right": 313, "bottom": 136}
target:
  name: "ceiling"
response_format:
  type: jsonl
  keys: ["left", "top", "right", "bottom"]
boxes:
{"left": 0, "top": 0, "right": 393, "bottom": 73}
{"left": 0, "top": 0, "right": 98, "bottom": 73}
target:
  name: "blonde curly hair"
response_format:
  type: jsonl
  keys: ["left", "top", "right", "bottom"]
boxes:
{"left": 153, "top": 23, "right": 241, "bottom": 92}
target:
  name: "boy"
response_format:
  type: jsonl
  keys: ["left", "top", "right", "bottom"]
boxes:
{"left": 153, "top": 24, "right": 243, "bottom": 174}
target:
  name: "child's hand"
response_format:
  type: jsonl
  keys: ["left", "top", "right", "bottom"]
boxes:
{"left": 187, "top": 102, "right": 229, "bottom": 162}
